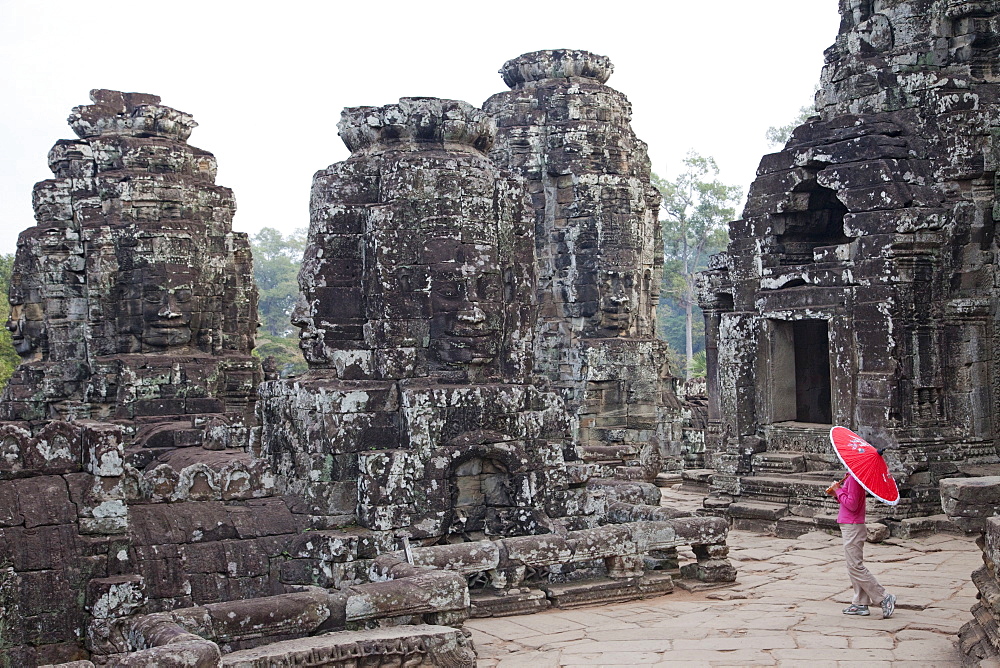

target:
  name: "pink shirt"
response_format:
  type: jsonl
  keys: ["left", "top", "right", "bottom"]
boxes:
{"left": 835, "top": 475, "right": 866, "bottom": 524}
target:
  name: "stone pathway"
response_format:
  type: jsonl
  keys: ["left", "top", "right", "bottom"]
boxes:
{"left": 468, "top": 487, "right": 981, "bottom": 666}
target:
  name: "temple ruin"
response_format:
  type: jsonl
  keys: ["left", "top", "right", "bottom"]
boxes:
{"left": 697, "top": 0, "right": 1000, "bottom": 535}
{"left": 0, "top": 51, "right": 732, "bottom": 666}
{"left": 19, "top": 0, "right": 1000, "bottom": 660}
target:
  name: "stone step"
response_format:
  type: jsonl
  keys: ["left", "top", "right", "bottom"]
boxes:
{"left": 728, "top": 501, "right": 789, "bottom": 521}
{"left": 775, "top": 514, "right": 840, "bottom": 538}
{"left": 469, "top": 588, "right": 551, "bottom": 618}
{"left": 752, "top": 452, "right": 807, "bottom": 474}
{"left": 654, "top": 472, "right": 683, "bottom": 487}
{"left": 890, "top": 514, "right": 970, "bottom": 539}
{"left": 682, "top": 468, "right": 715, "bottom": 484}
{"left": 541, "top": 572, "right": 674, "bottom": 609}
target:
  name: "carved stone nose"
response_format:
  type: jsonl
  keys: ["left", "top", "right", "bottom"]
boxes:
{"left": 457, "top": 305, "right": 486, "bottom": 324}
{"left": 290, "top": 300, "right": 309, "bottom": 327}
{"left": 158, "top": 294, "right": 183, "bottom": 318}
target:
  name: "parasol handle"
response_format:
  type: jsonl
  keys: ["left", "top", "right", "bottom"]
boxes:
{"left": 825, "top": 473, "right": 850, "bottom": 496}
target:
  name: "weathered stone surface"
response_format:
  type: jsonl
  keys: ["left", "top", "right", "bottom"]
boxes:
{"left": 697, "top": 1, "right": 1000, "bottom": 531}
{"left": 942, "top": 476, "right": 1000, "bottom": 532}
{"left": 485, "top": 49, "right": 682, "bottom": 482}
{"left": 3, "top": 60, "right": 736, "bottom": 663}
{"left": 0, "top": 91, "right": 296, "bottom": 663}
{"left": 261, "top": 97, "right": 581, "bottom": 542}
{"left": 219, "top": 624, "right": 476, "bottom": 668}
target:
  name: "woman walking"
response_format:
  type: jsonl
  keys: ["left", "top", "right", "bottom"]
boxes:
{"left": 828, "top": 473, "right": 896, "bottom": 618}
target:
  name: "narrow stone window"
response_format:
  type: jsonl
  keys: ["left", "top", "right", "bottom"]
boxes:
{"left": 775, "top": 184, "right": 851, "bottom": 265}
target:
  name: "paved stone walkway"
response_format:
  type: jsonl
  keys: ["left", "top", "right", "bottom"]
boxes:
{"left": 468, "top": 487, "right": 981, "bottom": 666}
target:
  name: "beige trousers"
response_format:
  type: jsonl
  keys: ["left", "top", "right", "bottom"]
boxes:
{"left": 841, "top": 523, "right": 887, "bottom": 606}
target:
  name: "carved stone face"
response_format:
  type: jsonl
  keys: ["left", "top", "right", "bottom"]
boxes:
{"left": 123, "top": 267, "right": 199, "bottom": 350}
{"left": 0, "top": 435, "right": 21, "bottom": 473}
{"left": 6, "top": 303, "right": 31, "bottom": 356}
{"left": 5, "top": 278, "right": 44, "bottom": 359}
{"left": 593, "top": 268, "right": 636, "bottom": 337}
{"left": 290, "top": 293, "right": 326, "bottom": 364}
{"left": 427, "top": 251, "right": 503, "bottom": 367}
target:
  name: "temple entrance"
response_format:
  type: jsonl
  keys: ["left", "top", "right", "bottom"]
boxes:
{"left": 768, "top": 318, "right": 833, "bottom": 425}
{"left": 793, "top": 320, "right": 832, "bottom": 423}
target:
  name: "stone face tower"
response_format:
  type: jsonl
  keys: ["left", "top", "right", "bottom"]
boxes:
{"left": 261, "top": 98, "right": 583, "bottom": 540}
{"left": 698, "top": 1, "right": 1000, "bottom": 526}
{"left": 0, "top": 76, "right": 737, "bottom": 664}
{"left": 0, "top": 90, "right": 276, "bottom": 665}
{"left": 484, "top": 50, "right": 680, "bottom": 480}
{"left": 3, "top": 89, "right": 260, "bottom": 430}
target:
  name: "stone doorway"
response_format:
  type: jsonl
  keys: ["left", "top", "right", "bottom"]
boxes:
{"left": 767, "top": 319, "right": 833, "bottom": 425}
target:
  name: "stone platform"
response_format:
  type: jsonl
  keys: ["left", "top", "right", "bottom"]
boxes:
{"left": 468, "top": 486, "right": 981, "bottom": 666}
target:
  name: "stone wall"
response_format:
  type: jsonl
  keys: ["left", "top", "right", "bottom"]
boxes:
{"left": 698, "top": 0, "right": 1000, "bottom": 526}
{"left": 941, "top": 477, "right": 1000, "bottom": 664}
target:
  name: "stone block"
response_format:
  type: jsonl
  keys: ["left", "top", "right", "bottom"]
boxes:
{"left": 86, "top": 575, "right": 145, "bottom": 620}
{"left": 866, "top": 523, "right": 890, "bottom": 543}
{"left": 218, "top": 624, "right": 475, "bottom": 667}
{"left": 680, "top": 558, "right": 738, "bottom": 583}
{"left": 0, "top": 482, "right": 22, "bottom": 526}
{"left": 226, "top": 497, "right": 300, "bottom": 539}
{"left": 81, "top": 422, "right": 124, "bottom": 477}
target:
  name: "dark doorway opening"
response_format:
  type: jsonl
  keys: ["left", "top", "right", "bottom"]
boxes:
{"left": 793, "top": 320, "right": 832, "bottom": 424}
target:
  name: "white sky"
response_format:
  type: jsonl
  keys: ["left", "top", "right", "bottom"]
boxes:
{"left": 0, "top": 0, "right": 842, "bottom": 255}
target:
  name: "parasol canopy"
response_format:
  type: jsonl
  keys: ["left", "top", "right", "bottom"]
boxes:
{"left": 830, "top": 426, "right": 900, "bottom": 506}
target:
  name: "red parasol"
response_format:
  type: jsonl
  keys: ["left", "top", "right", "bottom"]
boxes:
{"left": 829, "top": 426, "right": 899, "bottom": 506}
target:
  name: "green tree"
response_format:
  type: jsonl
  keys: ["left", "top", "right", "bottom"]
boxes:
{"left": 250, "top": 228, "right": 308, "bottom": 377}
{"left": 689, "top": 350, "right": 708, "bottom": 379}
{"left": 0, "top": 254, "right": 18, "bottom": 394}
{"left": 253, "top": 227, "right": 307, "bottom": 337}
{"left": 654, "top": 153, "right": 741, "bottom": 380}
{"left": 766, "top": 101, "right": 818, "bottom": 147}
